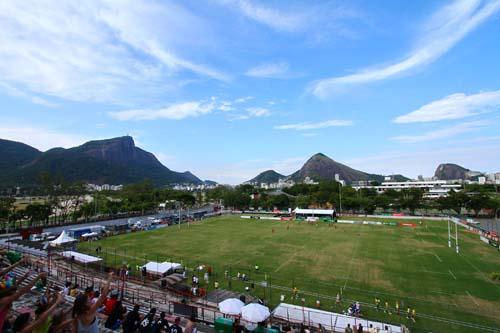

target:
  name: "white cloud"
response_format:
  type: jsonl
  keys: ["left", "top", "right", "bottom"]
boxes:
{"left": 0, "top": 0, "right": 226, "bottom": 103}
{"left": 246, "top": 62, "right": 290, "bottom": 78}
{"left": 390, "top": 120, "right": 489, "bottom": 143}
{"left": 234, "top": 0, "right": 308, "bottom": 32}
{"left": 0, "top": 125, "right": 89, "bottom": 151}
{"left": 310, "top": 0, "right": 500, "bottom": 98}
{"left": 394, "top": 90, "right": 500, "bottom": 123}
{"left": 109, "top": 100, "right": 216, "bottom": 121}
{"left": 234, "top": 96, "right": 253, "bottom": 103}
{"left": 197, "top": 156, "right": 305, "bottom": 184}
{"left": 345, "top": 140, "right": 500, "bottom": 178}
{"left": 0, "top": 82, "right": 58, "bottom": 108}
{"left": 275, "top": 119, "right": 353, "bottom": 130}
{"left": 232, "top": 107, "right": 272, "bottom": 120}
{"left": 246, "top": 107, "right": 271, "bottom": 117}
{"left": 155, "top": 152, "right": 176, "bottom": 167}
{"left": 218, "top": 101, "right": 235, "bottom": 112}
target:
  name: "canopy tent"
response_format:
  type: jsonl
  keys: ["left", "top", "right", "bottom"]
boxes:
{"left": 49, "top": 230, "right": 76, "bottom": 247}
{"left": 272, "top": 303, "right": 401, "bottom": 333}
{"left": 218, "top": 298, "right": 245, "bottom": 315}
{"left": 81, "top": 232, "right": 99, "bottom": 238}
{"left": 61, "top": 251, "right": 102, "bottom": 264}
{"left": 142, "top": 261, "right": 182, "bottom": 275}
{"left": 293, "top": 208, "right": 335, "bottom": 216}
{"left": 241, "top": 303, "right": 270, "bottom": 323}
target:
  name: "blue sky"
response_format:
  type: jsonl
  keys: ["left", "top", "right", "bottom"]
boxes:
{"left": 1, "top": 0, "right": 500, "bottom": 184}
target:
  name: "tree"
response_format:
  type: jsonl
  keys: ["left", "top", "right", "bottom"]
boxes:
{"left": 24, "top": 203, "right": 51, "bottom": 227}
{"left": 399, "top": 188, "right": 423, "bottom": 215}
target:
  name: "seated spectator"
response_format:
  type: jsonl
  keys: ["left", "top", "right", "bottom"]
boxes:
{"left": 123, "top": 304, "right": 142, "bottom": 333}
{"left": 104, "top": 300, "right": 126, "bottom": 330}
{"left": 139, "top": 308, "right": 157, "bottom": 333}
{"left": 62, "top": 282, "right": 71, "bottom": 296}
{"left": 168, "top": 317, "right": 182, "bottom": 333}
{"left": 104, "top": 289, "right": 119, "bottom": 316}
{"left": 184, "top": 316, "right": 197, "bottom": 333}
{"left": 69, "top": 284, "right": 79, "bottom": 297}
{"left": 154, "top": 311, "right": 169, "bottom": 333}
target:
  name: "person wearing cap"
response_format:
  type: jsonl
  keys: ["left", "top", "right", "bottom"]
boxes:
{"left": 168, "top": 317, "right": 183, "bottom": 333}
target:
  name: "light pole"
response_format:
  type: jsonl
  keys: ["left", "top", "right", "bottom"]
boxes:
{"left": 339, "top": 183, "right": 342, "bottom": 214}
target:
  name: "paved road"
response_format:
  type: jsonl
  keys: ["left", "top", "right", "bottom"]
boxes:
{"left": 43, "top": 205, "right": 216, "bottom": 235}
{"left": 477, "top": 218, "right": 500, "bottom": 233}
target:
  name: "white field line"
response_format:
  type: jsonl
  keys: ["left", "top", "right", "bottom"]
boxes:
{"left": 448, "top": 269, "right": 457, "bottom": 280}
{"left": 466, "top": 290, "right": 479, "bottom": 306}
{"left": 343, "top": 238, "right": 360, "bottom": 289}
{"left": 433, "top": 253, "right": 443, "bottom": 262}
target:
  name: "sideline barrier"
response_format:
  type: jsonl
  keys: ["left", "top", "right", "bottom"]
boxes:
{"left": 272, "top": 303, "right": 403, "bottom": 333}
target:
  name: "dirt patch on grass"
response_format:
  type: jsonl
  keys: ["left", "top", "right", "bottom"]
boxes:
{"left": 454, "top": 295, "right": 500, "bottom": 320}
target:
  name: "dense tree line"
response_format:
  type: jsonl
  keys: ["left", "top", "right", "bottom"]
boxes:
{"left": 206, "top": 181, "right": 500, "bottom": 217}
{"left": 0, "top": 175, "right": 197, "bottom": 232}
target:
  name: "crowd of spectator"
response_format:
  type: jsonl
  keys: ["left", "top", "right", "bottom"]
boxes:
{"left": 0, "top": 253, "right": 197, "bottom": 333}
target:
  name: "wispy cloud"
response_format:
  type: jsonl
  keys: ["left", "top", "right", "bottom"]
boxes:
{"left": 234, "top": 96, "right": 253, "bottom": 104}
{"left": 227, "top": 0, "right": 362, "bottom": 39}
{"left": 233, "top": 107, "right": 272, "bottom": 120}
{"left": 0, "top": 1, "right": 226, "bottom": 103}
{"left": 275, "top": 119, "right": 353, "bottom": 131}
{"left": 109, "top": 100, "right": 216, "bottom": 121}
{"left": 234, "top": 0, "right": 308, "bottom": 32}
{"left": 310, "top": 0, "right": 500, "bottom": 98}
{"left": 345, "top": 140, "right": 500, "bottom": 178}
{"left": 246, "top": 62, "right": 291, "bottom": 78}
{"left": 0, "top": 125, "right": 89, "bottom": 151}
{"left": 390, "top": 120, "right": 489, "bottom": 143}
{"left": 394, "top": 90, "right": 500, "bottom": 123}
{"left": 218, "top": 101, "right": 235, "bottom": 112}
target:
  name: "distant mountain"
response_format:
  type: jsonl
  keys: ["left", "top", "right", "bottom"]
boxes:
{"left": 290, "top": 153, "right": 385, "bottom": 183}
{"left": 0, "top": 136, "right": 202, "bottom": 187}
{"left": 204, "top": 180, "right": 218, "bottom": 186}
{"left": 247, "top": 170, "right": 285, "bottom": 184}
{"left": 434, "top": 163, "right": 470, "bottom": 180}
{"left": 0, "top": 139, "right": 41, "bottom": 171}
{"left": 390, "top": 174, "right": 411, "bottom": 182}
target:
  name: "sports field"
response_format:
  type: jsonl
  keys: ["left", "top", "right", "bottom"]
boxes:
{"left": 78, "top": 216, "right": 500, "bottom": 333}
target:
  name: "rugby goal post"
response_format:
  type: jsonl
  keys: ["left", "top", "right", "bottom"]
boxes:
{"left": 448, "top": 217, "right": 460, "bottom": 254}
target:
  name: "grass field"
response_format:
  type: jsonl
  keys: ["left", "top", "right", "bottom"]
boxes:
{"left": 78, "top": 215, "right": 500, "bottom": 333}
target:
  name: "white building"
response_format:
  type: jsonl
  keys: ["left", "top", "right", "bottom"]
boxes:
{"left": 353, "top": 180, "right": 461, "bottom": 198}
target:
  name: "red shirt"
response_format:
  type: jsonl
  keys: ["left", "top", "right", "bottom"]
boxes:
{"left": 104, "top": 297, "right": 118, "bottom": 315}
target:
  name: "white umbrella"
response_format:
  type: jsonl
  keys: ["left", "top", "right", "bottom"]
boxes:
{"left": 241, "top": 303, "right": 270, "bottom": 323}
{"left": 218, "top": 298, "right": 245, "bottom": 315}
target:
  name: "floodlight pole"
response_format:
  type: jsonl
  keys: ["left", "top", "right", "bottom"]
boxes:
{"left": 447, "top": 218, "right": 451, "bottom": 248}
{"left": 455, "top": 223, "right": 459, "bottom": 254}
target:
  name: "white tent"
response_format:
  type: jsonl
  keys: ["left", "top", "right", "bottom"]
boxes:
{"left": 218, "top": 298, "right": 245, "bottom": 315}
{"left": 49, "top": 230, "right": 76, "bottom": 247}
{"left": 81, "top": 232, "right": 99, "bottom": 238}
{"left": 241, "top": 303, "right": 270, "bottom": 323}
{"left": 61, "top": 251, "right": 102, "bottom": 264}
{"left": 272, "top": 303, "right": 401, "bottom": 333}
{"left": 294, "top": 208, "right": 335, "bottom": 216}
{"left": 142, "top": 261, "right": 182, "bottom": 275}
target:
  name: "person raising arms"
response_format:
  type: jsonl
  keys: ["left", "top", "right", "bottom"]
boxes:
{"left": 71, "top": 272, "right": 114, "bottom": 333}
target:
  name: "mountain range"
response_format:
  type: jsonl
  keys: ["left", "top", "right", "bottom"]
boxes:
{"left": 0, "top": 136, "right": 203, "bottom": 187}
{"left": 248, "top": 153, "right": 410, "bottom": 184}
{"left": 1, "top": 136, "right": 486, "bottom": 188}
